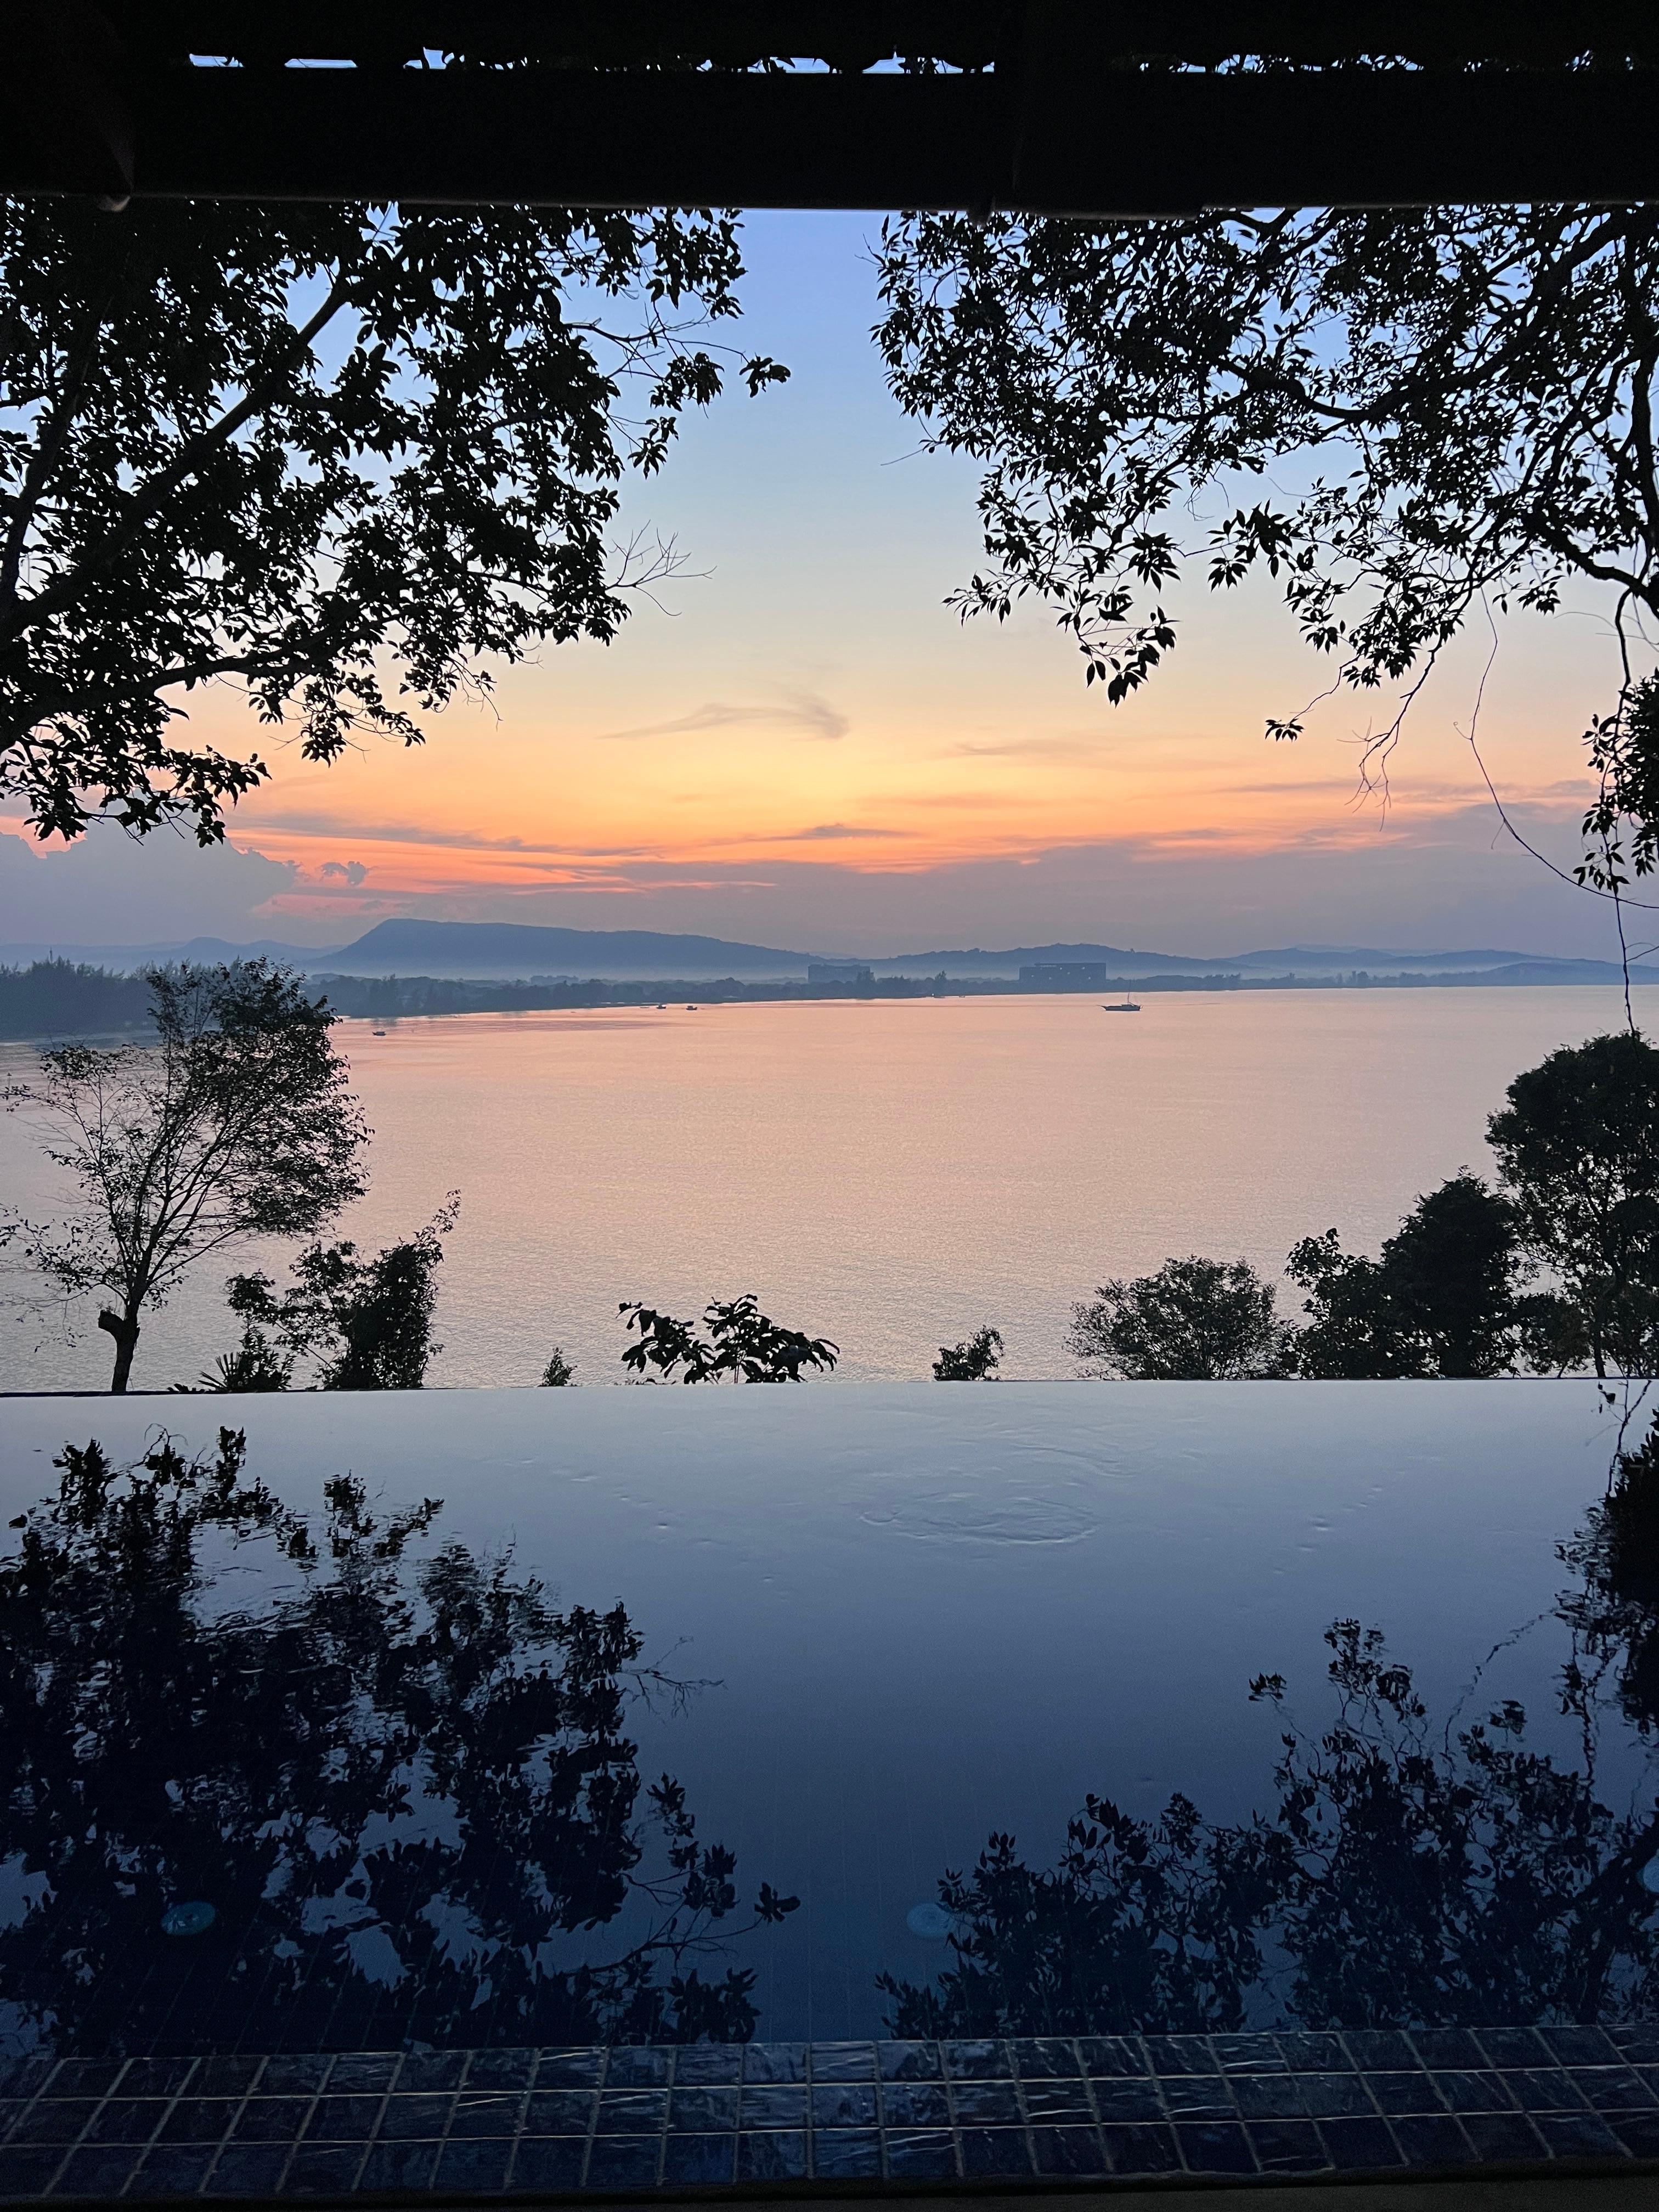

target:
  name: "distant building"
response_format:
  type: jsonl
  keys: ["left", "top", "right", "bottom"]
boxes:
{"left": 1019, "top": 962, "right": 1128, "bottom": 990}
{"left": 1019, "top": 964, "right": 1242, "bottom": 992}
{"left": 808, "top": 961, "right": 876, "bottom": 986}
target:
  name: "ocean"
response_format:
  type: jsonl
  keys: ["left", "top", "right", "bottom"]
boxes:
{"left": 2, "top": 986, "right": 1651, "bottom": 1393}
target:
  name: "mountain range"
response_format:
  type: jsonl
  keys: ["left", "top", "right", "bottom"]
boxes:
{"left": 2, "top": 918, "right": 1656, "bottom": 986}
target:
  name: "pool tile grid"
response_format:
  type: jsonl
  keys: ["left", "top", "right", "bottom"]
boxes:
{"left": 3, "top": 2029, "right": 1659, "bottom": 2198}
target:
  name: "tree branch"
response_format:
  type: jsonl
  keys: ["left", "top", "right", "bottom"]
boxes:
{"left": 0, "top": 261, "right": 366, "bottom": 650}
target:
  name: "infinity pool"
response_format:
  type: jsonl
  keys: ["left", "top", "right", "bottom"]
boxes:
{"left": 2, "top": 1381, "right": 1657, "bottom": 2194}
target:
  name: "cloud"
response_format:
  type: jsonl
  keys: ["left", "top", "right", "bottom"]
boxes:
{"left": 248, "top": 812, "right": 542, "bottom": 853}
{"left": 772, "top": 823, "right": 912, "bottom": 842}
{"left": 946, "top": 736, "right": 1102, "bottom": 760}
{"left": 245, "top": 800, "right": 1622, "bottom": 964}
{"left": 318, "top": 860, "right": 369, "bottom": 884}
{"left": 0, "top": 823, "right": 304, "bottom": 947}
{"left": 596, "top": 691, "right": 849, "bottom": 744}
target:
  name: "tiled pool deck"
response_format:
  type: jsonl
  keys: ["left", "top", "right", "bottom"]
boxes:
{"left": 3, "top": 2031, "right": 1659, "bottom": 2200}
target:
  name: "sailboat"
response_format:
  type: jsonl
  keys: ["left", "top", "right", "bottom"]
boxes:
{"left": 1102, "top": 993, "right": 1141, "bottom": 1013}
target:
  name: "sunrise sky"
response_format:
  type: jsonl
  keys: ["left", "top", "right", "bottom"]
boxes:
{"left": 0, "top": 212, "right": 1638, "bottom": 960}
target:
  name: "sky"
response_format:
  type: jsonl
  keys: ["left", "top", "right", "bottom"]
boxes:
{"left": 0, "top": 212, "right": 1643, "bottom": 961}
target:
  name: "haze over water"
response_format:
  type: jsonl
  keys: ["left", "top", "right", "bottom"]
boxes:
{"left": 3, "top": 986, "right": 1652, "bottom": 1394}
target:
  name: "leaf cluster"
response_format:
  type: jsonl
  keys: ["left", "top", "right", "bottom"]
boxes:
{"left": 227, "top": 1194, "right": 460, "bottom": 1390}
{"left": 1, "top": 960, "right": 366, "bottom": 1339}
{"left": 1067, "top": 1255, "right": 1297, "bottom": 1380}
{"left": 1488, "top": 1030, "right": 1659, "bottom": 1377}
{"left": 619, "top": 1293, "right": 838, "bottom": 1383}
{"left": 876, "top": 206, "right": 1659, "bottom": 773}
{"left": 1288, "top": 1170, "right": 1571, "bottom": 1379}
{"left": 0, "top": 197, "right": 786, "bottom": 842}
{"left": 933, "top": 1323, "right": 1003, "bottom": 1380}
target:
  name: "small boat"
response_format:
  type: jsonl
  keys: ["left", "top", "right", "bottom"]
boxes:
{"left": 686, "top": 1003, "right": 698, "bottom": 1011}
{"left": 1102, "top": 996, "right": 1141, "bottom": 1013}
{"left": 657, "top": 1003, "right": 667, "bottom": 1010}
{"left": 372, "top": 1028, "right": 388, "bottom": 1036}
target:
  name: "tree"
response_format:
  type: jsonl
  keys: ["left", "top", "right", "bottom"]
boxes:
{"left": 0, "top": 1427, "right": 797, "bottom": 2052}
{"left": 1488, "top": 1032, "right": 1659, "bottom": 1377}
{"left": 1066, "top": 1255, "right": 1296, "bottom": 1380}
{"left": 875, "top": 206, "right": 1659, "bottom": 827}
{"left": 1289, "top": 1171, "right": 1551, "bottom": 1379}
{"left": 540, "top": 1345, "right": 578, "bottom": 1387}
{"left": 1, "top": 961, "right": 366, "bottom": 1391}
{"left": 1, "top": 197, "right": 786, "bottom": 845}
{"left": 196, "top": 1324, "right": 293, "bottom": 1393}
{"left": 227, "top": 1197, "right": 459, "bottom": 1390}
{"left": 619, "top": 1294, "right": 838, "bottom": 1383}
{"left": 933, "top": 1324, "right": 1003, "bottom": 1380}
{"left": 1284, "top": 1233, "right": 1408, "bottom": 1380}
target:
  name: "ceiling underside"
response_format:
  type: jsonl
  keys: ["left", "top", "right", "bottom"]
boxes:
{"left": 8, "top": 2, "right": 1659, "bottom": 211}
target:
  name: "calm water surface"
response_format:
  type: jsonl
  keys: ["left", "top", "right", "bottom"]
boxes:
{"left": 2, "top": 986, "right": 1651, "bottom": 1392}
{"left": 1, "top": 1381, "right": 1654, "bottom": 2051}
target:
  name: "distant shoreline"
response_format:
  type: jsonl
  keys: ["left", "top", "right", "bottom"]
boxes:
{"left": 4, "top": 963, "right": 1655, "bottom": 1045}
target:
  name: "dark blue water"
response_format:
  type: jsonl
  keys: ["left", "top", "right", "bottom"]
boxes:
{"left": 2, "top": 1381, "right": 1656, "bottom": 2059}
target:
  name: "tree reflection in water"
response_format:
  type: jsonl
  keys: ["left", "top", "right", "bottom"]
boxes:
{"left": 883, "top": 1420, "right": 1659, "bottom": 2040}
{"left": 0, "top": 1431, "right": 796, "bottom": 2056}
{"left": 11, "top": 1420, "right": 1659, "bottom": 2058}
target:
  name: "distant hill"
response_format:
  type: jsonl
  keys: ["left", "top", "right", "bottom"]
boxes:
{"left": 864, "top": 939, "right": 1637, "bottom": 979}
{"left": 1220, "top": 944, "right": 1575, "bottom": 973}
{"left": 5, "top": 921, "right": 1656, "bottom": 987}
{"left": 867, "top": 941, "right": 1208, "bottom": 977}
{"left": 319, "top": 918, "right": 814, "bottom": 979}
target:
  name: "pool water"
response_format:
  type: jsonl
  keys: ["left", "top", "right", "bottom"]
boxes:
{"left": 2, "top": 1381, "right": 1658, "bottom": 2193}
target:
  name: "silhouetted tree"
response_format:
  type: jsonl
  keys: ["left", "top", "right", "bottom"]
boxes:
{"left": 1, "top": 198, "right": 785, "bottom": 845}
{"left": 1, "top": 962, "right": 366, "bottom": 1390}
{"left": 1289, "top": 1171, "right": 1557, "bottom": 1378}
{"left": 227, "top": 1196, "right": 458, "bottom": 1390}
{"left": 875, "top": 207, "right": 1659, "bottom": 859}
{"left": 933, "top": 1324, "right": 1003, "bottom": 1380}
{"left": 1579, "top": 673, "right": 1659, "bottom": 898}
{"left": 0, "top": 1429, "right": 797, "bottom": 2053}
{"left": 541, "top": 1345, "right": 578, "bottom": 1386}
{"left": 1285, "top": 1233, "right": 1409, "bottom": 1379}
{"left": 1068, "top": 1256, "right": 1296, "bottom": 1380}
{"left": 0, "top": 959, "right": 149, "bottom": 1041}
{"left": 1488, "top": 1032, "right": 1659, "bottom": 1377}
{"left": 619, "top": 1294, "right": 838, "bottom": 1383}
{"left": 196, "top": 1324, "right": 293, "bottom": 1393}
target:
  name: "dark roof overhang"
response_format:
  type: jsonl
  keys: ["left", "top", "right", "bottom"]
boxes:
{"left": 9, "top": 2, "right": 1659, "bottom": 212}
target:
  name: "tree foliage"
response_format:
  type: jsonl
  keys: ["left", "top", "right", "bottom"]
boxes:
{"left": 1, "top": 961, "right": 366, "bottom": 1390}
{"left": 1289, "top": 1171, "right": 1564, "bottom": 1379}
{"left": 1067, "top": 1255, "right": 1296, "bottom": 1380}
{"left": 227, "top": 1195, "right": 459, "bottom": 1390}
{"left": 933, "top": 1323, "right": 1003, "bottom": 1380}
{"left": 0, "top": 1427, "right": 795, "bottom": 2052}
{"left": 0, "top": 197, "right": 786, "bottom": 843}
{"left": 196, "top": 1322, "right": 294, "bottom": 1393}
{"left": 1488, "top": 1031, "right": 1659, "bottom": 1378}
{"left": 619, "top": 1293, "right": 838, "bottom": 1383}
{"left": 875, "top": 205, "right": 1659, "bottom": 798}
